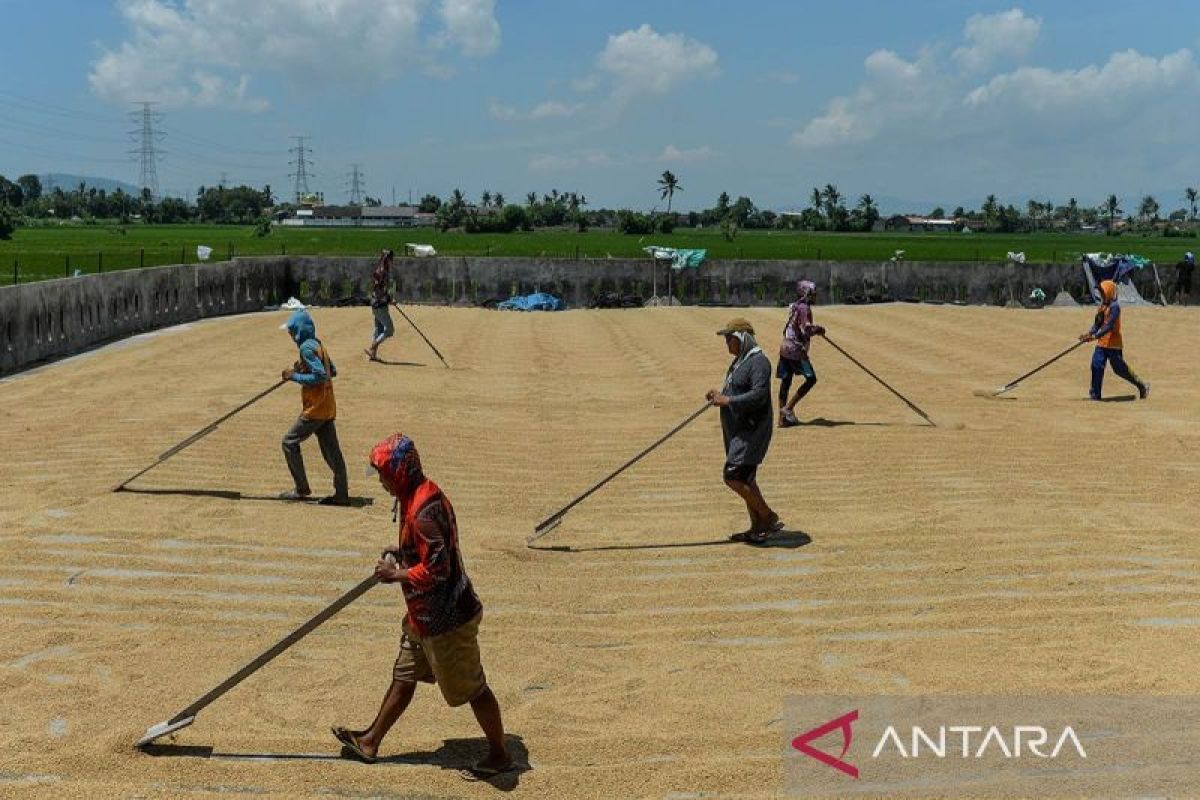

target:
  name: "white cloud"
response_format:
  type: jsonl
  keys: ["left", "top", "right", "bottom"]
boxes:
{"left": 765, "top": 70, "right": 801, "bottom": 85}
{"left": 597, "top": 24, "right": 719, "bottom": 99}
{"left": 791, "top": 48, "right": 943, "bottom": 148}
{"left": 529, "top": 150, "right": 617, "bottom": 171}
{"left": 90, "top": 0, "right": 500, "bottom": 110}
{"left": 953, "top": 9, "right": 1040, "bottom": 72}
{"left": 659, "top": 144, "right": 715, "bottom": 163}
{"left": 529, "top": 144, "right": 715, "bottom": 172}
{"left": 787, "top": 9, "right": 1200, "bottom": 200}
{"left": 965, "top": 48, "right": 1199, "bottom": 112}
{"left": 489, "top": 98, "right": 581, "bottom": 122}
{"left": 437, "top": 0, "right": 501, "bottom": 57}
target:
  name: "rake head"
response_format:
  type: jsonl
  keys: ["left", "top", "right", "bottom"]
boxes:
{"left": 136, "top": 716, "right": 195, "bottom": 749}
{"left": 526, "top": 515, "right": 562, "bottom": 547}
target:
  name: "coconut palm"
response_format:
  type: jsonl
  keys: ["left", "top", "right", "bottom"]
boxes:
{"left": 1104, "top": 194, "right": 1122, "bottom": 229}
{"left": 1185, "top": 187, "right": 1197, "bottom": 221}
{"left": 1138, "top": 195, "right": 1159, "bottom": 224}
{"left": 657, "top": 170, "right": 681, "bottom": 213}
{"left": 821, "top": 184, "right": 842, "bottom": 216}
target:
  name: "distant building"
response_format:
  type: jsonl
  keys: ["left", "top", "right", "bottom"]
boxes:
{"left": 883, "top": 215, "right": 959, "bottom": 232}
{"left": 280, "top": 204, "right": 435, "bottom": 227}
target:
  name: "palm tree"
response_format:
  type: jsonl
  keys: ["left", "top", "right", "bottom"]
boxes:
{"left": 1026, "top": 199, "right": 1041, "bottom": 230}
{"left": 526, "top": 191, "right": 537, "bottom": 207}
{"left": 1138, "top": 195, "right": 1159, "bottom": 224}
{"left": 480, "top": 190, "right": 492, "bottom": 208}
{"left": 450, "top": 188, "right": 465, "bottom": 209}
{"left": 810, "top": 186, "right": 822, "bottom": 212}
{"left": 982, "top": 194, "right": 998, "bottom": 230}
{"left": 657, "top": 170, "right": 681, "bottom": 213}
{"left": 493, "top": 192, "right": 505, "bottom": 208}
{"left": 821, "top": 184, "right": 842, "bottom": 218}
{"left": 857, "top": 194, "right": 879, "bottom": 229}
{"left": 1185, "top": 187, "right": 1197, "bottom": 221}
{"left": 1103, "top": 194, "right": 1122, "bottom": 229}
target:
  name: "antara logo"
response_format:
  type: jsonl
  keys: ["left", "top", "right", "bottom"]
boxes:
{"left": 792, "top": 711, "right": 1088, "bottom": 780}
{"left": 791, "top": 710, "right": 860, "bottom": 779}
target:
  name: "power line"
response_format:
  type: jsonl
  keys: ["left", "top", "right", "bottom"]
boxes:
{"left": 0, "top": 89, "right": 124, "bottom": 125}
{"left": 346, "top": 163, "right": 365, "bottom": 204}
{"left": 129, "top": 101, "right": 164, "bottom": 200}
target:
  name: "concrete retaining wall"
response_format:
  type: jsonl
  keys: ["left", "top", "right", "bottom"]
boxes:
{"left": 0, "top": 254, "right": 1164, "bottom": 376}
{"left": 0, "top": 257, "right": 290, "bottom": 375}
{"left": 281, "top": 256, "right": 1120, "bottom": 309}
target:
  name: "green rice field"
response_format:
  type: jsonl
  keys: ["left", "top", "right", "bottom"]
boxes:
{"left": 0, "top": 223, "right": 1192, "bottom": 285}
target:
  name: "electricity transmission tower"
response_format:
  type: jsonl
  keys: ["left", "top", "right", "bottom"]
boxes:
{"left": 289, "top": 136, "right": 313, "bottom": 203}
{"left": 346, "top": 163, "right": 365, "bottom": 205}
{"left": 129, "top": 102, "right": 164, "bottom": 200}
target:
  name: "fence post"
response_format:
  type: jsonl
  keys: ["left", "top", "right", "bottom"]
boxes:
{"left": 281, "top": 244, "right": 286, "bottom": 255}
{"left": 140, "top": 248, "right": 145, "bottom": 268}
{"left": 12, "top": 258, "right": 17, "bottom": 285}
{"left": 65, "top": 254, "right": 70, "bottom": 277}
{"left": 575, "top": 245, "right": 579, "bottom": 260}
{"left": 98, "top": 251, "right": 103, "bottom": 273}
{"left": 228, "top": 241, "right": 233, "bottom": 260}
{"left": 181, "top": 246, "right": 186, "bottom": 264}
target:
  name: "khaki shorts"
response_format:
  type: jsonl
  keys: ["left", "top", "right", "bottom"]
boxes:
{"left": 393, "top": 613, "right": 487, "bottom": 707}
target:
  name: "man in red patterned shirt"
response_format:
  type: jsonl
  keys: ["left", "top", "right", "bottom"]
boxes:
{"left": 331, "top": 433, "right": 513, "bottom": 778}
{"left": 365, "top": 249, "right": 395, "bottom": 362}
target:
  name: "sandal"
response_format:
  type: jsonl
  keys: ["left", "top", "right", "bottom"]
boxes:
{"left": 459, "top": 759, "right": 517, "bottom": 781}
{"left": 331, "top": 726, "right": 376, "bottom": 764}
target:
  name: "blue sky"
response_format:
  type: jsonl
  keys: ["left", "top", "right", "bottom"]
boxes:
{"left": 1, "top": 0, "right": 1198, "bottom": 213}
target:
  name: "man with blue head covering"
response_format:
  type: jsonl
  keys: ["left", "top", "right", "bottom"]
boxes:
{"left": 280, "top": 309, "right": 350, "bottom": 505}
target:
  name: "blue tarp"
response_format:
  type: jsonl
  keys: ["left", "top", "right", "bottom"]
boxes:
{"left": 496, "top": 292, "right": 564, "bottom": 311}
{"left": 1083, "top": 252, "right": 1150, "bottom": 284}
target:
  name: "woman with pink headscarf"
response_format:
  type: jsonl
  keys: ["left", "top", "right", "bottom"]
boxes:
{"left": 777, "top": 280, "right": 826, "bottom": 427}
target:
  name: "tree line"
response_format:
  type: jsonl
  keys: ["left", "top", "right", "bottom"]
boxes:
{"left": 2, "top": 167, "right": 1197, "bottom": 242}
{"left": 0, "top": 174, "right": 275, "bottom": 239}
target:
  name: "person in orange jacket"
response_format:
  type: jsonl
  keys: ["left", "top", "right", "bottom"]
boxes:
{"left": 1079, "top": 279, "right": 1149, "bottom": 401}
{"left": 280, "top": 310, "right": 350, "bottom": 504}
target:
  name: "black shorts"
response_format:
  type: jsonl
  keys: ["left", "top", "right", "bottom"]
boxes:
{"left": 723, "top": 462, "right": 758, "bottom": 483}
{"left": 776, "top": 357, "right": 816, "bottom": 381}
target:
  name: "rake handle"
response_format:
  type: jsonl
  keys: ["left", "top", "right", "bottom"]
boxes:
{"left": 114, "top": 380, "right": 286, "bottom": 491}
{"left": 822, "top": 336, "right": 936, "bottom": 427}
{"left": 530, "top": 403, "right": 712, "bottom": 540}
{"left": 167, "top": 575, "right": 380, "bottom": 725}
{"left": 393, "top": 302, "right": 450, "bottom": 368}
{"left": 997, "top": 340, "right": 1086, "bottom": 394}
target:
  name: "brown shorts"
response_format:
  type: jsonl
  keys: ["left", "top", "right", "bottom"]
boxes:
{"left": 393, "top": 613, "right": 486, "bottom": 707}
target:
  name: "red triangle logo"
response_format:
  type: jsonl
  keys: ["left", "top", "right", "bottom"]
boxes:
{"left": 791, "top": 709, "right": 859, "bottom": 779}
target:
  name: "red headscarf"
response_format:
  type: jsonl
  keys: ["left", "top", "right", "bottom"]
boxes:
{"left": 369, "top": 433, "right": 425, "bottom": 505}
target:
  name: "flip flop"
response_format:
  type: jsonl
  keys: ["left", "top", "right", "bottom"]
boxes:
{"left": 331, "top": 726, "right": 376, "bottom": 764}
{"left": 459, "top": 760, "right": 517, "bottom": 781}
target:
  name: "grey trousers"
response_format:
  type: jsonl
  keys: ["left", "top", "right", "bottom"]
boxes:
{"left": 282, "top": 416, "right": 349, "bottom": 498}
{"left": 372, "top": 305, "right": 395, "bottom": 346}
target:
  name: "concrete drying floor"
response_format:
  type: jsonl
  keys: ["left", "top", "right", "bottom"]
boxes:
{"left": 0, "top": 303, "right": 1197, "bottom": 798}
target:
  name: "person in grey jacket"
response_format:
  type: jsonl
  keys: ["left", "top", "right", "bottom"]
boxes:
{"left": 706, "top": 318, "right": 783, "bottom": 543}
